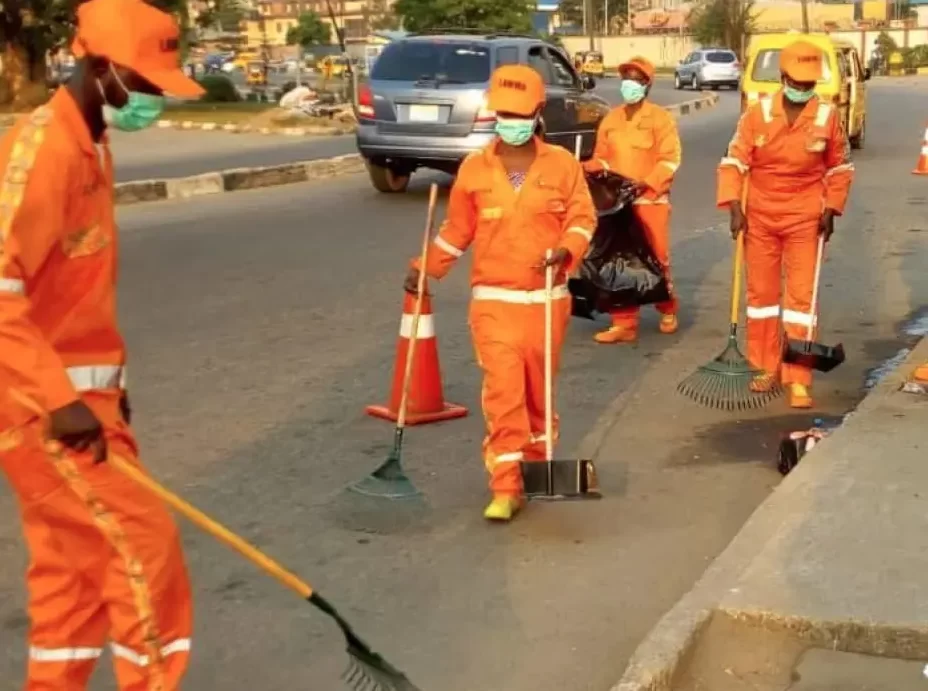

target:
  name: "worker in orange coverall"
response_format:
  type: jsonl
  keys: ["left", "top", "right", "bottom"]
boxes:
{"left": 403, "top": 65, "right": 596, "bottom": 522}
{"left": 0, "top": 0, "right": 204, "bottom": 688}
{"left": 914, "top": 362, "right": 928, "bottom": 383}
{"left": 717, "top": 39, "right": 854, "bottom": 409}
{"left": 583, "top": 56, "right": 682, "bottom": 344}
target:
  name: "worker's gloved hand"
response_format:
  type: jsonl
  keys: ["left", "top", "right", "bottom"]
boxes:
{"left": 119, "top": 391, "right": 132, "bottom": 425}
{"left": 403, "top": 268, "right": 421, "bottom": 295}
{"left": 729, "top": 202, "right": 747, "bottom": 239}
{"left": 49, "top": 400, "right": 107, "bottom": 464}
{"left": 819, "top": 209, "right": 836, "bottom": 242}
{"left": 536, "top": 247, "right": 572, "bottom": 271}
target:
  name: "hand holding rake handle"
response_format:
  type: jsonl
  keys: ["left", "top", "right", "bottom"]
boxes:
{"left": 106, "top": 454, "right": 421, "bottom": 691}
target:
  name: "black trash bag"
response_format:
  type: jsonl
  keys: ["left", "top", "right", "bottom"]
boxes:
{"left": 568, "top": 170, "right": 672, "bottom": 320}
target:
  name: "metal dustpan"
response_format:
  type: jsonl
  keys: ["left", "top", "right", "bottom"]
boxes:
{"left": 781, "top": 236, "right": 846, "bottom": 374}
{"left": 521, "top": 249, "right": 602, "bottom": 502}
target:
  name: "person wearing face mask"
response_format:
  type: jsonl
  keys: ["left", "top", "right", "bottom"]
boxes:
{"left": 403, "top": 65, "right": 596, "bottom": 522}
{"left": 717, "top": 39, "right": 854, "bottom": 409}
{"left": 583, "top": 56, "right": 682, "bottom": 344}
{"left": 0, "top": 0, "right": 203, "bottom": 688}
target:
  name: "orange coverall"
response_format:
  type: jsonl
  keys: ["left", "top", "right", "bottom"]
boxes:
{"left": 414, "top": 139, "right": 596, "bottom": 496}
{"left": 585, "top": 100, "right": 681, "bottom": 329}
{"left": 0, "top": 90, "right": 192, "bottom": 690}
{"left": 717, "top": 93, "right": 854, "bottom": 386}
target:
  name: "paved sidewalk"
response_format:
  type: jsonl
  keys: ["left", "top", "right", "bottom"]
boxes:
{"left": 614, "top": 335, "right": 928, "bottom": 691}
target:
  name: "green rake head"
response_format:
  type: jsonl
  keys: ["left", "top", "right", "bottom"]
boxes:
{"left": 677, "top": 334, "right": 783, "bottom": 411}
{"left": 347, "top": 448, "right": 422, "bottom": 501}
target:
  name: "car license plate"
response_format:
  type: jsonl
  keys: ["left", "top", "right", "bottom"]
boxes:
{"left": 408, "top": 104, "right": 440, "bottom": 123}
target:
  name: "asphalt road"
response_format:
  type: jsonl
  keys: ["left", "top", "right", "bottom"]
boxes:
{"left": 1, "top": 84, "right": 925, "bottom": 691}
{"left": 110, "top": 79, "right": 700, "bottom": 183}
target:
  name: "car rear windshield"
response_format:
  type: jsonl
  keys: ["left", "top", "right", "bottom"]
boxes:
{"left": 706, "top": 51, "right": 736, "bottom": 63}
{"left": 751, "top": 48, "right": 832, "bottom": 83}
{"left": 371, "top": 41, "right": 491, "bottom": 83}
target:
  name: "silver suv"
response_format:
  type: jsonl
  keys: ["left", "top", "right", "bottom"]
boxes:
{"left": 674, "top": 48, "right": 741, "bottom": 91}
{"left": 355, "top": 32, "right": 611, "bottom": 193}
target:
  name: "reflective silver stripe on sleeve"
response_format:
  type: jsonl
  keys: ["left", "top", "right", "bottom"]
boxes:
{"left": 66, "top": 365, "right": 126, "bottom": 392}
{"left": 434, "top": 236, "right": 464, "bottom": 258}
{"left": 825, "top": 163, "right": 855, "bottom": 177}
{"left": 472, "top": 285, "right": 570, "bottom": 304}
{"left": 760, "top": 98, "right": 773, "bottom": 124}
{"left": 494, "top": 451, "right": 524, "bottom": 464}
{"left": 0, "top": 278, "right": 25, "bottom": 294}
{"left": 814, "top": 103, "right": 832, "bottom": 127}
{"left": 567, "top": 226, "right": 594, "bottom": 242}
{"left": 720, "top": 157, "right": 749, "bottom": 174}
{"left": 660, "top": 161, "right": 680, "bottom": 173}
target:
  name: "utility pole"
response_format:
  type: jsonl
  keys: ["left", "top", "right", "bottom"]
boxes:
{"left": 605, "top": 0, "right": 609, "bottom": 36}
{"left": 585, "top": 0, "right": 595, "bottom": 50}
{"left": 800, "top": 0, "right": 809, "bottom": 32}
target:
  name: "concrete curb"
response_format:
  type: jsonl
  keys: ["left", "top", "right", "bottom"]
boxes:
{"left": 610, "top": 335, "right": 928, "bottom": 691}
{"left": 113, "top": 154, "right": 364, "bottom": 206}
{"left": 152, "top": 118, "right": 355, "bottom": 137}
{"left": 664, "top": 92, "right": 720, "bottom": 118}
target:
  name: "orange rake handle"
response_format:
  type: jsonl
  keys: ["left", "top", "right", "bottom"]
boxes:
{"left": 107, "top": 454, "right": 315, "bottom": 600}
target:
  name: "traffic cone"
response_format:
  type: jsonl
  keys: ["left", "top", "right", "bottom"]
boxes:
{"left": 913, "top": 123, "right": 928, "bottom": 175}
{"left": 366, "top": 288, "right": 468, "bottom": 426}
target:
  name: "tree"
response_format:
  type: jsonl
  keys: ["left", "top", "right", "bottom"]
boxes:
{"left": 195, "top": 0, "right": 246, "bottom": 33}
{"left": 688, "top": 0, "right": 756, "bottom": 61}
{"left": 1, "top": 0, "right": 185, "bottom": 109}
{"left": 393, "top": 0, "right": 535, "bottom": 34}
{"left": 558, "top": 0, "right": 630, "bottom": 34}
{"left": 286, "top": 11, "right": 331, "bottom": 49}
{"left": 363, "top": 0, "right": 400, "bottom": 31}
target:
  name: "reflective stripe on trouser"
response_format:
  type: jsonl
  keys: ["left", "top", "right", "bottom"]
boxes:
{"left": 0, "top": 391, "right": 192, "bottom": 691}
{"left": 610, "top": 203, "right": 678, "bottom": 328}
{"left": 470, "top": 288, "right": 571, "bottom": 494}
{"left": 745, "top": 215, "right": 819, "bottom": 387}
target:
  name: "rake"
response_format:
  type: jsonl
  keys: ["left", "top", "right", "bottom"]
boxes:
{"left": 677, "top": 228, "right": 782, "bottom": 411}
{"left": 108, "top": 453, "right": 421, "bottom": 691}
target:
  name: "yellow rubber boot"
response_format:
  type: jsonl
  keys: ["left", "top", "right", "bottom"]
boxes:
{"left": 914, "top": 362, "right": 928, "bottom": 383}
{"left": 659, "top": 314, "right": 679, "bottom": 334}
{"left": 593, "top": 325, "right": 637, "bottom": 344}
{"left": 483, "top": 495, "right": 523, "bottom": 522}
{"left": 789, "top": 383, "right": 813, "bottom": 409}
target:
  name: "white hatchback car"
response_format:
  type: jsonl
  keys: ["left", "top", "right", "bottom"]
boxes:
{"left": 674, "top": 48, "right": 741, "bottom": 90}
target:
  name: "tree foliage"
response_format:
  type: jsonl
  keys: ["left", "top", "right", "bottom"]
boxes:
{"left": 558, "top": 0, "right": 630, "bottom": 34}
{"left": 363, "top": 0, "right": 400, "bottom": 31}
{"left": 195, "top": 0, "right": 246, "bottom": 33}
{"left": 393, "top": 0, "right": 535, "bottom": 34}
{"left": 688, "top": 0, "right": 756, "bottom": 60}
{"left": 0, "top": 0, "right": 185, "bottom": 107}
{"left": 286, "top": 11, "right": 331, "bottom": 48}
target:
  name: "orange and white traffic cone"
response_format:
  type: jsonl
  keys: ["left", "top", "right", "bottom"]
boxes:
{"left": 913, "top": 123, "right": 928, "bottom": 175}
{"left": 366, "top": 289, "right": 468, "bottom": 426}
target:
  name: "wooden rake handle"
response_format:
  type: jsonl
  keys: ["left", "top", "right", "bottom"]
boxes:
{"left": 109, "top": 454, "right": 315, "bottom": 600}
{"left": 729, "top": 186, "right": 748, "bottom": 327}
{"left": 398, "top": 183, "right": 440, "bottom": 430}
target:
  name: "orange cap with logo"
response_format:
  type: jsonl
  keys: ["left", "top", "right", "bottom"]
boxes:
{"left": 72, "top": 0, "right": 205, "bottom": 99}
{"left": 618, "top": 56, "right": 656, "bottom": 84}
{"left": 487, "top": 65, "right": 545, "bottom": 117}
{"left": 780, "top": 40, "right": 823, "bottom": 83}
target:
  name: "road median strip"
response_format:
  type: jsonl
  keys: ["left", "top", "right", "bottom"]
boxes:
{"left": 611, "top": 334, "right": 928, "bottom": 691}
{"left": 96, "top": 92, "right": 720, "bottom": 206}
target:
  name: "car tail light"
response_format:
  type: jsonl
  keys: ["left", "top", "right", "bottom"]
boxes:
{"left": 358, "top": 84, "right": 375, "bottom": 118}
{"left": 475, "top": 93, "right": 496, "bottom": 122}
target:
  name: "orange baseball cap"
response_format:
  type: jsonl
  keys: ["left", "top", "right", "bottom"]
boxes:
{"left": 780, "top": 40, "right": 823, "bottom": 83}
{"left": 618, "top": 56, "right": 656, "bottom": 84}
{"left": 72, "top": 0, "right": 205, "bottom": 99}
{"left": 487, "top": 65, "right": 545, "bottom": 117}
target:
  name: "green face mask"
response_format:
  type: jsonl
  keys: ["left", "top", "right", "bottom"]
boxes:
{"left": 101, "top": 67, "right": 165, "bottom": 132}
{"left": 783, "top": 84, "right": 815, "bottom": 104}
{"left": 495, "top": 116, "right": 536, "bottom": 146}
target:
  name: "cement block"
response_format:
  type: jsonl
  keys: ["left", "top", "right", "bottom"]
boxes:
{"left": 221, "top": 163, "right": 310, "bottom": 192}
{"left": 165, "top": 172, "right": 224, "bottom": 200}
{"left": 114, "top": 180, "right": 168, "bottom": 205}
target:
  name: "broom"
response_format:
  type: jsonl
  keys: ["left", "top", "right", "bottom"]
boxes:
{"left": 105, "top": 452, "right": 422, "bottom": 691}
{"left": 677, "top": 191, "right": 782, "bottom": 411}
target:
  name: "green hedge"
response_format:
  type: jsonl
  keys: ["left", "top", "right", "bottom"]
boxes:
{"left": 197, "top": 75, "right": 241, "bottom": 103}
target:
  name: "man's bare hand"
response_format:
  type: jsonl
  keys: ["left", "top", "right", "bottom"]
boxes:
{"left": 49, "top": 400, "right": 106, "bottom": 463}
